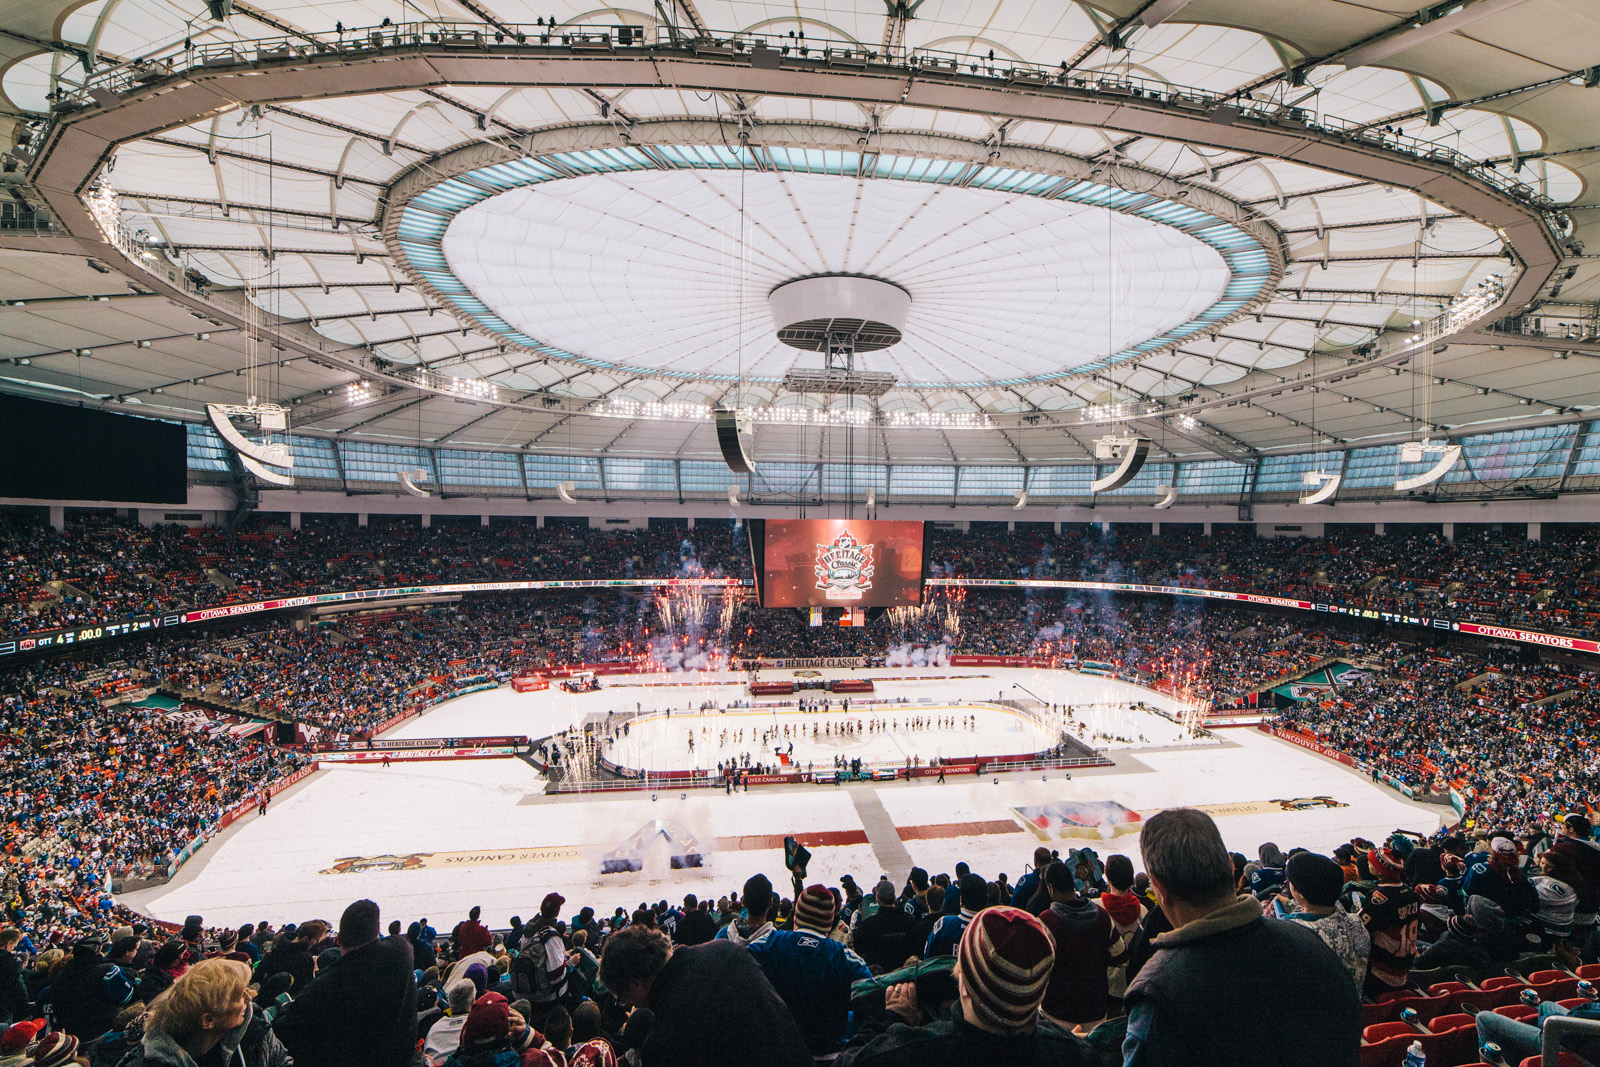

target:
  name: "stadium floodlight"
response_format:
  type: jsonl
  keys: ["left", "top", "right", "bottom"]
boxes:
{"left": 779, "top": 368, "right": 897, "bottom": 397}
{"left": 556, "top": 481, "right": 578, "bottom": 504}
{"left": 1299, "top": 470, "right": 1341, "bottom": 505}
{"left": 397, "top": 469, "right": 431, "bottom": 498}
{"left": 1154, "top": 486, "right": 1177, "bottom": 509}
{"left": 1395, "top": 440, "right": 1461, "bottom": 492}
{"left": 1012, "top": 489, "right": 1028, "bottom": 510}
{"left": 1090, "top": 436, "right": 1150, "bottom": 493}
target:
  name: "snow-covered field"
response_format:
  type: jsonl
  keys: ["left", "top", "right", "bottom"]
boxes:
{"left": 127, "top": 668, "right": 1442, "bottom": 928}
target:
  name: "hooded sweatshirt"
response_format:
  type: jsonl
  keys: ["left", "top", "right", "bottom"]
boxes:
{"left": 1039, "top": 899, "right": 1114, "bottom": 1025}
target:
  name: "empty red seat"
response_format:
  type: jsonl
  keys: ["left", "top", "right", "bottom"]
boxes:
{"left": 1360, "top": 1031, "right": 1416, "bottom": 1067}
{"left": 1517, "top": 1054, "right": 1584, "bottom": 1067}
{"left": 1575, "top": 963, "right": 1600, "bottom": 981}
{"left": 1527, "top": 970, "right": 1581, "bottom": 1000}
{"left": 1363, "top": 1022, "right": 1417, "bottom": 1043}
{"left": 1493, "top": 1003, "right": 1537, "bottom": 1022}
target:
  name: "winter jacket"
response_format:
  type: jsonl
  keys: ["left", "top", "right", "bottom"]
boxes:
{"left": 1282, "top": 904, "right": 1371, "bottom": 991}
{"left": 114, "top": 1003, "right": 290, "bottom": 1067}
{"left": 132, "top": 967, "right": 180, "bottom": 1010}
{"left": 51, "top": 952, "right": 127, "bottom": 1039}
{"left": 640, "top": 939, "right": 811, "bottom": 1067}
{"left": 452, "top": 920, "right": 493, "bottom": 958}
{"left": 672, "top": 910, "right": 716, "bottom": 946}
{"left": 1123, "top": 897, "right": 1360, "bottom": 1067}
{"left": 747, "top": 928, "right": 872, "bottom": 1055}
{"left": 922, "top": 911, "right": 973, "bottom": 959}
{"left": 253, "top": 940, "right": 314, "bottom": 994}
{"left": 850, "top": 905, "right": 918, "bottom": 973}
{"left": 0, "top": 947, "right": 28, "bottom": 1023}
{"left": 835, "top": 1001, "right": 1093, "bottom": 1067}
{"left": 272, "top": 934, "right": 417, "bottom": 1067}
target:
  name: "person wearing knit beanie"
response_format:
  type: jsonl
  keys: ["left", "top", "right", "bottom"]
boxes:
{"left": 834, "top": 906, "right": 1093, "bottom": 1066}
{"left": 21, "top": 1033, "right": 75, "bottom": 1067}
{"left": 793, "top": 885, "right": 836, "bottom": 934}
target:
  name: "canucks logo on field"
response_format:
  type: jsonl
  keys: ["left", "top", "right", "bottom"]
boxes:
{"left": 815, "top": 530, "right": 875, "bottom": 601}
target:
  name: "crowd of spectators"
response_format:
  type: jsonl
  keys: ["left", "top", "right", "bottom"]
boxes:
{"left": 1274, "top": 645, "right": 1600, "bottom": 832}
{"left": 4, "top": 511, "right": 1599, "bottom": 638}
{"left": 9, "top": 805, "right": 1600, "bottom": 1067}
{"left": 8, "top": 512, "right": 1600, "bottom": 1063}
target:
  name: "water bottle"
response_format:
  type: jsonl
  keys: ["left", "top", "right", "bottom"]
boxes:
{"left": 1402, "top": 1040, "right": 1425, "bottom": 1067}
{"left": 1479, "top": 1042, "right": 1508, "bottom": 1066}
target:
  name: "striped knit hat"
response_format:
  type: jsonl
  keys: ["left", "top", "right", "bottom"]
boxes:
{"left": 956, "top": 906, "right": 1056, "bottom": 1035}
{"left": 794, "top": 884, "right": 836, "bottom": 933}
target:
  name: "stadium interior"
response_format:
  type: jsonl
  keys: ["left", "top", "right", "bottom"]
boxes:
{"left": 0, "top": 0, "right": 1599, "bottom": 1064}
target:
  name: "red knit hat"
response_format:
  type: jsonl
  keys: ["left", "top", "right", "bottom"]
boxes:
{"left": 1368, "top": 847, "right": 1405, "bottom": 882}
{"left": 955, "top": 906, "right": 1056, "bottom": 1034}
{"left": 794, "top": 884, "right": 836, "bottom": 933}
{"left": 460, "top": 992, "right": 511, "bottom": 1048}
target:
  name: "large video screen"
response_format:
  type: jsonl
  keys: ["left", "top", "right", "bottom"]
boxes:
{"left": 752, "top": 519, "right": 926, "bottom": 608}
{"left": 0, "top": 395, "right": 187, "bottom": 504}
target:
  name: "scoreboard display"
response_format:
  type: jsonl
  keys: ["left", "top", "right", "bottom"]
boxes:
{"left": 749, "top": 519, "right": 927, "bottom": 609}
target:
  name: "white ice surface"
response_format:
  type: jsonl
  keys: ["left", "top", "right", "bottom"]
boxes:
{"left": 129, "top": 668, "right": 1439, "bottom": 929}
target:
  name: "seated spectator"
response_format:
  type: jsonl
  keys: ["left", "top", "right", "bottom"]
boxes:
{"left": 1358, "top": 841, "right": 1420, "bottom": 999}
{"left": 924, "top": 874, "right": 987, "bottom": 958}
{"left": 1475, "top": 991, "right": 1600, "bottom": 1064}
{"left": 1010, "top": 848, "right": 1054, "bottom": 914}
{"left": 836, "top": 905, "right": 1092, "bottom": 1065}
{"left": 424, "top": 979, "right": 478, "bottom": 1066}
{"left": 566, "top": 999, "right": 615, "bottom": 1067}
{"left": 273, "top": 900, "right": 416, "bottom": 1067}
{"left": 851, "top": 880, "right": 917, "bottom": 972}
{"left": 1245, "top": 843, "right": 1286, "bottom": 898}
{"left": 672, "top": 896, "right": 715, "bottom": 947}
{"left": 118, "top": 957, "right": 288, "bottom": 1067}
{"left": 1266, "top": 853, "right": 1369, "bottom": 990}
{"left": 748, "top": 884, "right": 871, "bottom": 1057}
{"left": 444, "top": 992, "right": 547, "bottom": 1067}
{"left": 1122, "top": 808, "right": 1361, "bottom": 1065}
{"left": 253, "top": 922, "right": 324, "bottom": 993}
{"left": 51, "top": 937, "right": 132, "bottom": 1040}
{"left": 1037, "top": 860, "right": 1114, "bottom": 1027}
{"left": 597, "top": 922, "right": 811, "bottom": 1067}
{"left": 714, "top": 875, "right": 776, "bottom": 947}
{"left": 1463, "top": 837, "right": 1538, "bottom": 918}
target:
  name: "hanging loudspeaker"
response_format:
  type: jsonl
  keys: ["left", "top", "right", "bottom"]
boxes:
{"left": 1090, "top": 438, "right": 1150, "bottom": 493}
{"left": 715, "top": 408, "right": 756, "bottom": 474}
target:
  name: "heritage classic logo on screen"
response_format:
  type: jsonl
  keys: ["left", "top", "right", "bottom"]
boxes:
{"left": 814, "top": 530, "right": 875, "bottom": 601}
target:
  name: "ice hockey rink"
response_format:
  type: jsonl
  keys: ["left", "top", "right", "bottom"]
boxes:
{"left": 126, "top": 667, "right": 1446, "bottom": 928}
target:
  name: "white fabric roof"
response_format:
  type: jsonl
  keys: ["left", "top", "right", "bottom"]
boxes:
{"left": 0, "top": 0, "right": 1595, "bottom": 466}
